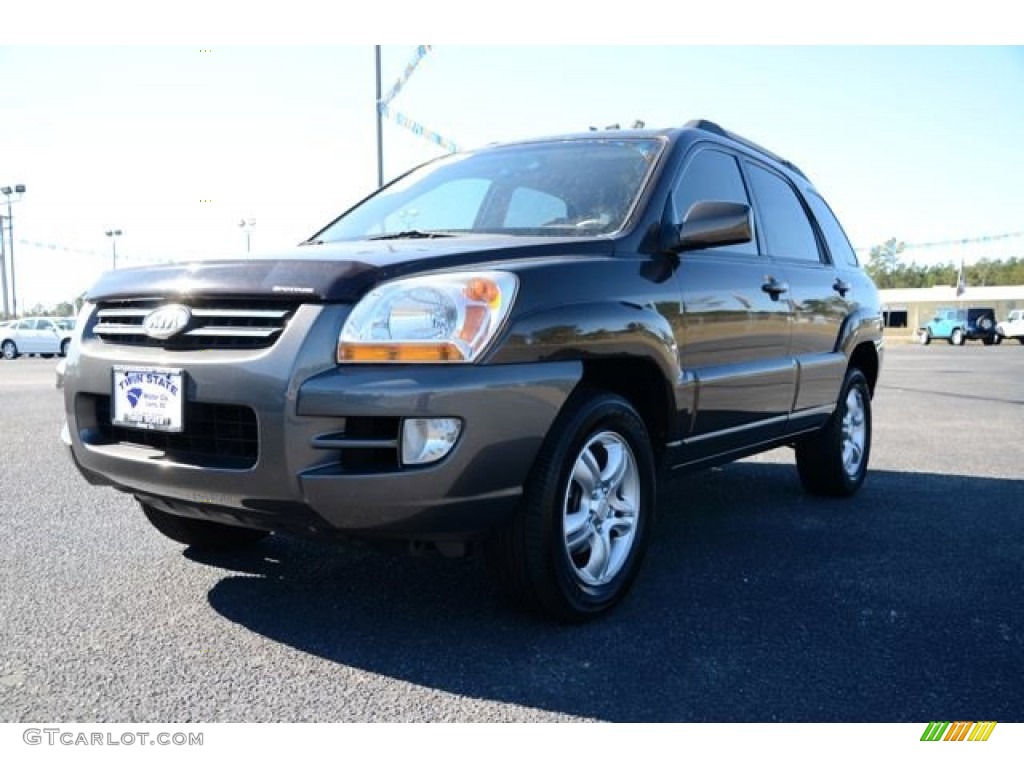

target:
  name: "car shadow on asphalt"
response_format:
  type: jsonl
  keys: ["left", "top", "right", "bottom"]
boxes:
{"left": 193, "top": 462, "right": 1024, "bottom": 722}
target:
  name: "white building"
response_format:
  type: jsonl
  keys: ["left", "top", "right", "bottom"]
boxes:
{"left": 878, "top": 285, "right": 1024, "bottom": 332}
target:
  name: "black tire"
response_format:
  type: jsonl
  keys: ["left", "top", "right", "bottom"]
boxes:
{"left": 993, "top": 334, "right": 1002, "bottom": 346}
{"left": 1, "top": 340, "right": 17, "bottom": 360}
{"left": 982, "top": 337, "right": 994, "bottom": 346}
{"left": 60, "top": 339, "right": 70, "bottom": 357}
{"left": 141, "top": 503, "right": 268, "bottom": 550}
{"left": 484, "top": 389, "right": 656, "bottom": 622}
{"left": 918, "top": 329, "right": 931, "bottom": 346}
{"left": 796, "top": 368, "right": 872, "bottom": 497}
{"left": 951, "top": 328, "right": 965, "bottom": 346}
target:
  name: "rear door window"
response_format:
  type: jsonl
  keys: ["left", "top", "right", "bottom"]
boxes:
{"left": 744, "top": 163, "right": 823, "bottom": 264}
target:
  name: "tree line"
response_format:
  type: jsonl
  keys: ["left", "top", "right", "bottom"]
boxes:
{"left": 866, "top": 238, "right": 1024, "bottom": 289}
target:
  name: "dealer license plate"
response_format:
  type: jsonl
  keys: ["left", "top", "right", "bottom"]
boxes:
{"left": 111, "top": 366, "right": 185, "bottom": 432}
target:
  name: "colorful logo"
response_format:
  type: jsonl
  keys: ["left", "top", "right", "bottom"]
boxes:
{"left": 920, "top": 721, "right": 997, "bottom": 742}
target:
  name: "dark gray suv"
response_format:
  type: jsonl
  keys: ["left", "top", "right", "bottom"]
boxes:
{"left": 61, "top": 120, "right": 883, "bottom": 621}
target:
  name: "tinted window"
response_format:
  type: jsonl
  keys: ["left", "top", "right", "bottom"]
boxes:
{"left": 806, "top": 191, "right": 859, "bottom": 267}
{"left": 673, "top": 149, "right": 756, "bottom": 255}
{"left": 379, "top": 178, "right": 491, "bottom": 233}
{"left": 316, "top": 138, "right": 664, "bottom": 241}
{"left": 505, "top": 187, "right": 568, "bottom": 227}
{"left": 745, "top": 164, "right": 821, "bottom": 263}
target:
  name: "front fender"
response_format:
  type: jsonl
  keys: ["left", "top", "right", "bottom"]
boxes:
{"left": 489, "top": 300, "right": 680, "bottom": 387}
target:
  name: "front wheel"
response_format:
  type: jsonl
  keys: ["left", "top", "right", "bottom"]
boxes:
{"left": 951, "top": 328, "right": 965, "bottom": 346}
{"left": 484, "top": 390, "right": 656, "bottom": 622}
{"left": 796, "top": 368, "right": 872, "bottom": 497}
{"left": 141, "top": 503, "right": 268, "bottom": 550}
{"left": 1, "top": 340, "right": 17, "bottom": 360}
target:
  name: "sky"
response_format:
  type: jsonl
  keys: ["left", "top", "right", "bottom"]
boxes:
{"left": 1, "top": 37, "right": 1023, "bottom": 310}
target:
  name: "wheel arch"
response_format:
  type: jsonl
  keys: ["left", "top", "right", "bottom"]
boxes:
{"left": 847, "top": 341, "right": 880, "bottom": 397}
{"left": 575, "top": 357, "right": 674, "bottom": 461}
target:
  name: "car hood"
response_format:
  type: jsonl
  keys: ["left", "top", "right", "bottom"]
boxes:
{"left": 85, "top": 236, "right": 615, "bottom": 303}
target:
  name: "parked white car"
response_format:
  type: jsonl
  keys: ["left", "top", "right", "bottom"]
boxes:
{"left": 0, "top": 316, "right": 74, "bottom": 359}
{"left": 996, "top": 309, "right": 1024, "bottom": 344}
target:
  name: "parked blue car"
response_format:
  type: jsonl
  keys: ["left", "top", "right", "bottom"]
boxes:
{"left": 919, "top": 307, "right": 998, "bottom": 346}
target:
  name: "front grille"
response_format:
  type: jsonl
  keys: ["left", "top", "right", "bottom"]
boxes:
{"left": 92, "top": 395, "right": 258, "bottom": 469}
{"left": 91, "top": 298, "right": 299, "bottom": 350}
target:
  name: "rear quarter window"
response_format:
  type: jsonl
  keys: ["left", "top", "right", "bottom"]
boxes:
{"left": 805, "top": 191, "right": 859, "bottom": 268}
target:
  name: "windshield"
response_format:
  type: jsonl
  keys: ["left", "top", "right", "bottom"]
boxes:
{"left": 312, "top": 138, "right": 664, "bottom": 243}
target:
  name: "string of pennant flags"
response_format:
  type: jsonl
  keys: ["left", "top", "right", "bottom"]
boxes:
{"left": 377, "top": 45, "right": 460, "bottom": 153}
{"left": 381, "top": 45, "right": 432, "bottom": 106}
{"left": 378, "top": 103, "right": 459, "bottom": 154}
{"left": 856, "top": 230, "right": 1024, "bottom": 253}
{"left": 16, "top": 238, "right": 174, "bottom": 265}
{"left": 902, "top": 230, "right": 1024, "bottom": 250}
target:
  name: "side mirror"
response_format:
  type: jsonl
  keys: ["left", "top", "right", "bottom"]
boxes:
{"left": 672, "top": 201, "right": 753, "bottom": 253}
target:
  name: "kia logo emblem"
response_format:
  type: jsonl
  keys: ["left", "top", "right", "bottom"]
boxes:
{"left": 142, "top": 304, "right": 192, "bottom": 339}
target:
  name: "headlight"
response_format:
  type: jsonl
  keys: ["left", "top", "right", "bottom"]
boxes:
{"left": 338, "top": 271, "right": 518, "bottom": 363}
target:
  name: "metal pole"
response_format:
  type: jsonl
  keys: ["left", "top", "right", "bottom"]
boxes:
{"left": 106, "top": 229, "right": 122, "bottom": 270}
{"left": 375, "top": 45, "right": 383, "bottom": 188}
{"left": 6, "top": 198, "right": 16, "bottom": 318}
{"left": 0, "top": 214, "right": 8, "bottom": 319}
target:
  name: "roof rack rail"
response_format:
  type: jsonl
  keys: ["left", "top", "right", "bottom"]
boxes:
{"left": 684, "top": 119, "right": 807, "bottom": 180}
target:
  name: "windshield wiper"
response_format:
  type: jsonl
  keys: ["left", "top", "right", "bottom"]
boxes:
{"left": 366, "top": 230, "right": 456, "bottom": 241}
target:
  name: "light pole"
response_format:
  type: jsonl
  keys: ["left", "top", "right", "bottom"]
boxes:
{"left": 0, "top": 210, "right": 7, "bottom": 319}
{"left": 238, "top": 219, "right": 255, "bottom": 253}
{"left": 375, "top": 45, "right": 383, "bottom": 188}
{"left": 1, "top": 184, "right": 26, "bottom": 318}
{"left": 105, "top": 229, "right": 123, "bottom": 270}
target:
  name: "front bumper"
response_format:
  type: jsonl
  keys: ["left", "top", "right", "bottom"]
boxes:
{"left": 63, "top": 304, "right": 581, "bottom": 540}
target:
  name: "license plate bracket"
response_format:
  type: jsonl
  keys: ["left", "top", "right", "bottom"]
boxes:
{"left": 111, "top": 366, "right": 185, "bottom": 433}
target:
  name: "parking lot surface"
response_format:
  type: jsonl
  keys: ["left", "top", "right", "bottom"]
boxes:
{"left": 1, "top": 344, "right": 1021, "bottom": 721}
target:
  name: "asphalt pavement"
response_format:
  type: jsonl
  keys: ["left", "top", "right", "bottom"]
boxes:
{"left": 0, "top": 343, "right": 1021, "bottom": 722}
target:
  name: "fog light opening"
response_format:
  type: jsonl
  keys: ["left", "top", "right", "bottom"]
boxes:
{"left": 401, "top": 418, "right": 462, "bottom": 466}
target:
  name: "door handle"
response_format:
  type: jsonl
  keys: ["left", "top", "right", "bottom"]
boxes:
{"left": 833, "top": 278, "right": 851, "bottom": 297}
{"left": 761, "top": 277, "right": 789, "bottom": 299}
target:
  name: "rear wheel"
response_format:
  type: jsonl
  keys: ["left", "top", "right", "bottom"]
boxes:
{"left": 951, "top": 328, "right": 965, "bottom": 346}
{"left": 918, "top": 329, "right": 931, "bottom": 345}
{"left": 141, "top": 503, "right": 268, "bottom": 550}
{"left": 484, "top": 390, "right": 655, "bottom": 622}
{"left": 60, "top": 339, "right": 70, "bottom": 356}
{"left": 796, "top": 368, "right": 872, "bottom": 497}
